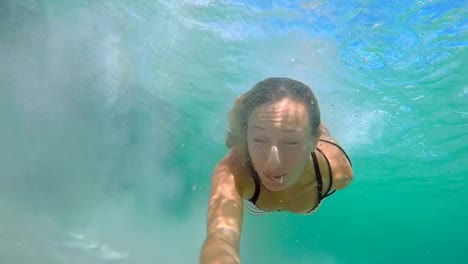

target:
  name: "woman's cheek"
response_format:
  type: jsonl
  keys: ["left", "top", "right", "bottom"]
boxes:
{"left": 283, "top": 148, "right": 304, "bottom": 166}
{"left": 249, "top": 146, "right": 266, "bottom": 163}
{"left": 281, "top": 150, "right": 296, "bottom": 166}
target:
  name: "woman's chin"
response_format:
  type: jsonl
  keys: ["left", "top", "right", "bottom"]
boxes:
{"left": 261, "top": 177, "right": 288, "bottom": 192}
{"left": 264, "top": 184, "right": 285, "bottom": 192}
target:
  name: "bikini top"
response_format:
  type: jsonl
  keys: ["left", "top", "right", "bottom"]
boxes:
{"left": 243, "top": 139, "right": 352, "bottom": 216}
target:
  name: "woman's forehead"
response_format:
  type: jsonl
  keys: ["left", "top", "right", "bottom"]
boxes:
{"left": 248, "top": 98, "right": 309, "bottom": 131}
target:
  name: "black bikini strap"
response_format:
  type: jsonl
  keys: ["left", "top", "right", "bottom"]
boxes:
{"left": 311, "top": 152, "right": 323, "bottom": 199}
{"left": 318, "top": 139, "right": 352, "bottom": 167}
{"left": 316, "top": 147, "right": 335, "bottom": 199}
{"left": 248, "top": 167, "right": 261, "bottom": 204}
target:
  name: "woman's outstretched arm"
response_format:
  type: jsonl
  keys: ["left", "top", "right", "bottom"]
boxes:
{"left": 200, "top": 153, "right": 244, "bottom": 264}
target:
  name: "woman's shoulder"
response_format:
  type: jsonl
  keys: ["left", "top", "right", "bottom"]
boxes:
{"left": 214, "top": 146, "right": 254, "bottom": 198}
{"left": 316, "top": 139, "right": 353, "bottom": 190}
{"left": 217, "top": 146, "right": 243, "bottom": 168}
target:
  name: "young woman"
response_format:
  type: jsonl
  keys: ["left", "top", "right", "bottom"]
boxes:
{"left": 200, "top": 77, "right": 353, "bottom": 264}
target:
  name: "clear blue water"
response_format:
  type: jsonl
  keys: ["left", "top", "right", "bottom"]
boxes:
{"left": 0, "top": 0, "right": 466, "bottom": 263}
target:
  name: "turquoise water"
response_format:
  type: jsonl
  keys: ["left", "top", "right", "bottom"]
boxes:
{"left": 0, "top": 0, "right": 466, "bottom": 263}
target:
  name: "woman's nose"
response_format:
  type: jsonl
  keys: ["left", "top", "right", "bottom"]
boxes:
{"left": 267, "top": 145, "right": 281, "bottom": 168}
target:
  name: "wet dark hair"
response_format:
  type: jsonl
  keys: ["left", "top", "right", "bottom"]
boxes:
{"left": 226, "top": 77, "right": 321, "bottom": 149}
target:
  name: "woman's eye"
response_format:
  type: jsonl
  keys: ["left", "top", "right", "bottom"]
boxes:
{"left": 254, "top": 139, "right": 267, "bottom": 143}
{"left": 284, "top": 141, "right": 298, "bottom": 146}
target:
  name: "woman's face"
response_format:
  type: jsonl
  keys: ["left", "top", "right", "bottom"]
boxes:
{"left": 247, "top": 97, "right": 316, "bottom": 191}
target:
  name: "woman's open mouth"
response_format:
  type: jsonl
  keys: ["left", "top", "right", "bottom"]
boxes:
{"left": 265, "top": 173, "right": 286, "bottom": 183}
